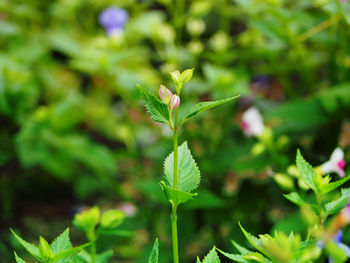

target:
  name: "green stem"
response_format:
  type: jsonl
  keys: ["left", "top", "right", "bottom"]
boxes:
{"left": 171, "top": 205, "right": 179, "bottom": 263}
{"left": 171, "top": 107, "right": 179, "bottom": 263}
{"left": 316, "top": 193, "right": 323, "bottom": 226}
{"left": 90, "top": 238, "right": 96, "bottom": 263}
{"left": 173, "top": 108, "right": 179, "bottom": 189}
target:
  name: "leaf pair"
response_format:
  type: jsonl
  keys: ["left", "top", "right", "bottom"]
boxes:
{"left": 138, "top": 84, "right": 239, "bottom": 125}
{"left": 12, "top": 228, "right": 89, "bottom": 263}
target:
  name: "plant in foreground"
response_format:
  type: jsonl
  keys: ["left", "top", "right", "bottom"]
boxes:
{"left": 138, "top": 68, "right": 239, "bottom": 263}
{"left": 11, "top": 207, "right": 130, "bottom": 263}
{"left": 217, "top": 149, "right": 350, "bottom": 263}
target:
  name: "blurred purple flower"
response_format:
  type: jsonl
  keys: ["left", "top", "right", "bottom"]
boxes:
{"left": 99, "top": 6, "right": 128, "bottom": 36}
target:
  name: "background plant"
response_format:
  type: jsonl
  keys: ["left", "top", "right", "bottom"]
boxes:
{"left": 1, "top": 0, "right": 350, "bottom": 262}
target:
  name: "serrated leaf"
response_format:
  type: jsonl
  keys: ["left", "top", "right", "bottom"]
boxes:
{"left": 196, "top": 257, "right": 201, "bottom": 263}
{"left": 164, "top": 141, "right": 200, "bottom": 192}
{"left": 148, "top": 238, "right": 159, "bottom": 263}
{"left": 296, "top": 150, "right": 316, "bottom": 191}
{"left": 325, "top": 188, "right": 350, "bottom": 215}
{"left": 321, "top": 175, "right": 350, "bottom": 194}
{"left": 239, "top": 222, "right": 268, "bottom": 256}
{"left": 138, "top": 85, "right": 170, "bottom": 123}
{"left": 231, "top": 241, "right": 253, "bottom": 255}
{"left": 243, "top": 252, "right": 265, "bottom": 262}
{"left": 160, "top": 181, "right": 197, "bottom": 206}
{"left": 11, "top": 229, "right": 42, "bottom": 261}
{"left": 202, "top": 247, "right": 221, "bottom": 263}
{"left": 14, "top": 252, "right": 26, "bottom": 263}
{"left": 53, "top": 242, "right": 90, "bottom": 261}
{"left": 184, "top": 95, "right": 239, "bottom": 120}
{"left": 284, "top": 192, "right": 309, "bottom": 207}
{"left": 50, "top": 228, "right": 72, "bottom": 255}
{"left": 217, "top": 248, "right": 250, "bottom": 263}
{"left": 39, "top": 236, "right": 54, "bottom": 260}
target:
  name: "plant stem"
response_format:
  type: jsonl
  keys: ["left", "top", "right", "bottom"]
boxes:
{"left": 171, "top": 107, "right": 179, "bottom": 263}
{"left": 90, "top": 241, "right": 96, "bottom": 263}
{"left": 173, "top": 108, "right": 179, "bottom": 189}
{"left": 171, "top": 205, "right": 179, "bottom": 263}
{"left": 297, "top": 14, "right": 341, "bottom": 43}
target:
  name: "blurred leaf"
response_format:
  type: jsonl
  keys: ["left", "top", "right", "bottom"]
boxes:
{"left": 296, "top": 150, "right": 317, "bottom": 192}
{"left": 100, "top": 210, "right": 125, "bottom": 229}
{"left": 320, "top": 175, "right": 350, "bottom": 194}
{"left": 148, "top": 238, "right": 159, "bottom": 263}
{"left": 14, "top": 252, "right": 26, "bottom": 263}
{"left": 325, "top": 188, "right": 350, "bottom": 215}
{"left": 73, "top": 207, "right": 100, "bottom": 240}
{"left": 11, "top": 229, "right": 42, "bottom": 261}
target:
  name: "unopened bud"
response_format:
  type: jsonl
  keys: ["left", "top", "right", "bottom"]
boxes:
{"left": 169, "top": 95, "right": 180, "bottom": 111}
{"left": 159, "top": 85, "right": 173, "bottom": 104}
{"left": 180, "top": 68, "right": 194, "bottom": 84}
{"left": 170, "top": 70, "right": 181, "bottom": 85}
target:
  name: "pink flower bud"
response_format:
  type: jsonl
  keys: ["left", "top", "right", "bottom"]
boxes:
{"left": 159, "top": 85, "right": 173, "bottom": 104}
{"left": 169, "top": 95, "right": 180, "bottom": 111}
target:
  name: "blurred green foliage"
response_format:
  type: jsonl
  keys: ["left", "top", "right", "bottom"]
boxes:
{"left": 1, "top": 0, "right": 350, "bottom": 262}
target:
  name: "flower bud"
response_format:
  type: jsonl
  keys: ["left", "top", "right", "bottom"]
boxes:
{"left": 169, "top": 95, "right": 180, "bottom": 111}
{"left": 180, "top": 68, "right": 194, "bottom": 84}
{"left": 159, "top": 85, "right": 173, "bottom": 104}
{"left": 170, "top": 70, "right": 181, "bottom": 85}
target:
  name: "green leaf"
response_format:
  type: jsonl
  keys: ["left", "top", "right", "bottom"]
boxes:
{"left": 239, "top": 222, "right": 268, "bottom": 256}
{"left": 320, "top": 175, "right": 350, "bottom": 194}
{"left": 284, "top": 192, "right": 308, "bottom": 207}
{"left": 137, "top": 85, "right": 170, "bottom": 123}
{"left": 325, "top": 188, "right": 350, "bottom": 215}
{"left": 231, "top": 241, "right": 252, "bottom": 255}
{"left": 160, "top": 181, "right": 197, "bottom": 206}
{"left": 164, "top": 141, "right": 200, "bottom": 192}
{"left": 148, "top": 238, "right": 159, "bottom": 263}
{"left": 73, "top": 207, "right": 100, "bottom": 240}
{"left": 243, "top": 252, "right": 265, "bottom": 263}
{"left": 100, "top": 209, "right": 125, "bottom": 229}
{"left": 296, "top": 150, "right": 316, "bottom": 191}
{"left": 53, "top": 242, "right": 90, "bottom": 261}
{"left": 202, "top": 247, "right": 221, "bottom": 263}
{"left": 217, "top": 248, "right": 250, "bottom": 263}
{"left": 183, "top": 95, "right": 239, "bottom": 121}
{"left": 11, "top": 229, "right": 42, "bottom": 261}
{"left": 14, "top": 252, "right": 26, "bottom": 263}
{"left": 196, "top": 257, "right": 201, "bottom": 263}
{"left": 50, "top": 228, "right": 72, "bottom": 255}
{"left": 39, "top": 236, "right": 54, "bottom": 260}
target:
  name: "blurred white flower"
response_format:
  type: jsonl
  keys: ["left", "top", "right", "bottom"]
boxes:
{"left": 241, "top": 107, "right": 265, "bottom": 137}
{"left": 320, "top": 147, "right": 346, "bottom": 177}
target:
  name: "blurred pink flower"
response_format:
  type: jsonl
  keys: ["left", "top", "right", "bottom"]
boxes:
{"left": 240, "top": 107, "right": 265, "bottom": 137}
{"left": 320, "top": 148, "right": 346, "bottom": 177}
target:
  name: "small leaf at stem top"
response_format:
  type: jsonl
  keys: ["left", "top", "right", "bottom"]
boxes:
{"left": 138, "top": 85, "right": 170, "bottom": 123}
